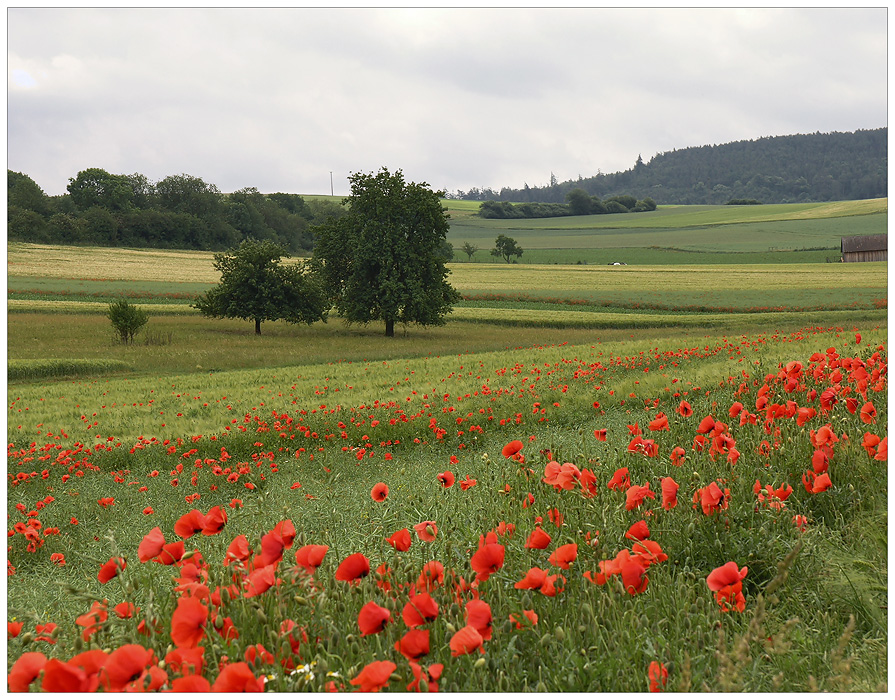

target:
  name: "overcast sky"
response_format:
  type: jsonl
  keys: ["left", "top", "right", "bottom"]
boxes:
{"left": 7, "top": 7, "right": 888, "bottom": 198}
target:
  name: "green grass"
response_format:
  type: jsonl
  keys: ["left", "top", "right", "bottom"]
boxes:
{"left": 7, "top": 324, "right": 888, "bottom": 691}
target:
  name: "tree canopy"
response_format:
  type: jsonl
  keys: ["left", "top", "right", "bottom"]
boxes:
{"left": 311, "top": 167, "right": 461, "bottom": 337}
{"left": 193, "top": 238, "right": 328, "bottom": 335}
{"left": 491, "top": 234, "right": 523, "bottom": 263}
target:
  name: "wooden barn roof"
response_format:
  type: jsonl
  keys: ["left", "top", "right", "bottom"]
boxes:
{"left": 841, "top": 234, "right": 888, "bottom": 253}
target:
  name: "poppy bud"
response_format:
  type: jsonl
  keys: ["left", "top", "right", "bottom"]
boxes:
{"left": 345, "top": 634, "right": 355, "bottom": 644}
{"left": 537, "top": 681, "right": 548, "bottom": 692}
{"left": 419, "top": 679, "right": 429, "bottom": 693}
{"left": 578, "top": 625, "right": 586, "bottom": 634}
{"left": 554, "top": 626, "right": 566, "bottom": 642}
{"left": 445, "top": 623, "right": 456, "bottom": 634}
{"left": 474, "top": 658, "right": 487, "bottom": 669}
{"left": 20, "top": 632, "right": 33, "bottom": 644}
{"left": 294, "top": 596, "right": 308, "bottom": 606}
{"left": 581, "top": 602, "right": 594, "bottom": 618}
{"left": 214, "top": 616, "right": 224, "bottom": 630}
{"left": 539, "top": 632, "right": 553, "bottom": 647}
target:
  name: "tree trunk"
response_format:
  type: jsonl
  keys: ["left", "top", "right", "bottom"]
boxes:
{"left": 255, "top": 318, "right": 262, "bottom": 335}
{"left": 385, "top": 319, "right": 395, "bottom": 337}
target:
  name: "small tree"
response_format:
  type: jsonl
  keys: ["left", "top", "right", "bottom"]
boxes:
{"left": 193, "top": 238, "right": 327, "bottom": 334}
{"left": 107, "top": 300, "right": 148, "bottom": 344}
{"left": 491, "top": 234, "right": 523, "bottom": 263}
{"left": 461, "top": 241, "right": 479, "bottom": 262}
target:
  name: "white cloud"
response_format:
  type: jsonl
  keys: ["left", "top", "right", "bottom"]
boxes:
{"left": 7, "top": 7, "right": 887, "bottom": 197}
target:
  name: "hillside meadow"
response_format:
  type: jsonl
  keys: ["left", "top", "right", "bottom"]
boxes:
{"left": 5, "top": 202, "right": 888, "bottom": 692}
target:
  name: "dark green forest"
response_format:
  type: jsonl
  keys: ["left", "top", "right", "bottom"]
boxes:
{"left": 7, "top": 168, "right": 347, "bottom": 252}
{"left": 451, "top": 128, "right": 887, "bottom": 205}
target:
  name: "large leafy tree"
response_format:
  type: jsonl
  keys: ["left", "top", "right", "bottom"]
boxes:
{"left": 311, "top": 167, "right": 461, "bottom": 337}
{"left": 193, "top": 238, "right": 327, "bottom": 335}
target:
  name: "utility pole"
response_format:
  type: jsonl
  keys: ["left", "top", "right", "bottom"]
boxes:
{"left": 330, "top": 171, "right": 334, "bottom": 197}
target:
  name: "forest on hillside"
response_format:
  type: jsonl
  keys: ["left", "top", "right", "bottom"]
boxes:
{"left": 7, "top": 168, "right": 347, "bottom": 253}
{"left": 451, "top": 128, "right": 887, "bottom": 205}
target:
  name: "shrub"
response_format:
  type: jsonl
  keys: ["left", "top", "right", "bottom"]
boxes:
{"left": 107, "top": 300, "right": 149, "bottom": 344}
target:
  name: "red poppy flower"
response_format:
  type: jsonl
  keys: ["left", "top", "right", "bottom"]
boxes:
{"left": 244, "top": 564, "right": 279, "bottom": 597}
{"left": 509, "top": 609, "right": 539, "bottom": 629}
{"left": 593, "top": 428, "right": 608, "bottom": 441}
{"left": 370, "top": 482, "right": 389, "bottom": 501}
{"left": 258, "top": 530, "right": 288, "bottom": 567}
{"left": 548, "top": 543, "right": 578, "bottom": 570}
{"left": 466, "top": 599, "right": 493, "bottom": 640}
{"left": 386, "top": 528, "right": 412, "bottom": 552}
{"left": 395, "top": 628, "right": 430, "bottom": 660}
{"left": 75, "top": 601, "right": 108, "bottom": 640}
{"left": 335, "top": 552, "right": 370, "bottom": 582}
{"left": 170, "top": 596, "right": 208, "bottom": 648}
{"left": 607, "top": 467, "right": 631, "bottom": 491}
{"left": 625, "top": 520, "right": 651, "bottom": 541}
{"left": 98, "top": 556, "right": 126, "bottom": 584}
{"left": 625, "top": 483, "right": 656, "bottom": 511}
{"left": 138, "top": 527, "right": 166, "bottom": 563}
{"left": 460, "top": 474, "right": 477, "bottom": 490}
{"left": 174, "top": 509, "right": 206, "bottom": 539}
{"left": 540, "top": 572, "right": 566, "bottom": 597}
{"left": 7, "top": 652, "right": 47, "bottom": 692}
{"left": 860, "top": 401, "right": 877, "bottom": 424}
{"left": 648, "top": 413, "right": 670, "bottom": 431}
{"left": 661, "top": 477, "right": 679, "bottom": 510}
{"left": 273, "top": 519, "right": 296, "bottom": 548}
{"left": 100, "top": 644, "right": 156, "bottom": 692}
{"left": 620, "top": 555, "right": 649, "bottom": 595}
{"left": 402, "top": 591, "right": 439, "bottom": 627}
{"left": 696, "top": 482, "right": 729, "bottom": 515}
{"left": 417, "top": 560, "right": 445, "bottom": 591}
{"left": 224, "top": 535, "right": 252, "bottom": 566}
{"left": 862, "top": 432, "right": 882, "bottom": 457}
{"left": 114, "top": 602, "right": 137, "bottom": 619}
{"left": 669, "top": 446, "right": 686, "bottom": 467}
{"left": 706, "top": 561, "right": 748, "bottom": 613}
{"left": 201, "top": 506, "right": 227, "bottom": 535}
{"left": 696, "top": 415, "right": 716, "bottom": 434}
{"left": 350, "top": 660, "right": 396, "bottom": 693}
{"left": 502, "top": 439, "right": 524, "bottom": 458}
{"left": 40, "top": 657, "right": 95, "bottom": 693}
{"left": 414, "top": 521, "right": 438, "bottom": 543}
{"left": 406, "top": 662, "right": 443, "bottom": 693}
{"left": 677, "top": 400, "right": 693, "bottom": 417}
{"left": 632, "top": 539, "right": 668, "bottom": 568}
{"left": 450, "top": 625, "right": 484, "bottom": 656}
{"left": 35, "top": 622, "right": 58, "bottom": 644}
{"left": 802, "top": 471, "right": 833, "bottom": 494}
{"left": 648, "top": 661, "right": 668, "bottom": 692}
{"left": 436, "top": 471, "right": 455, "bottom": 487}
{"left": 7, "top": 621, "right": 23, "bottom": 638}
{"left": 525, "top": 525, "right": 552, "bottom": 550}
{"left": 165, "top": 646, "right": 205, "bottom": 677}
{"left": 579, "top": 468, "right": 598, "bottom": 497}
{"left": 294, "top": 544, "right": 328, "bottom": 573}
{"left": 155, "top": 541, "right": 185, "bottom": 565}
{"left": 874, "top": 437, "right": 887, "bottom": 461}
{"left": 470, "top": 542, "right": 505, "bottom": 581}
{"left": 357, "top": 601, "right": 391, "bottom": 636}
{"left": 514, "top": 567, "right": 549, "bottom": 590}
{"left": 170, "top": 675, "right": 212, "bottom": 692}
{"left": 211, "top": 661, "right": 265, "bottom": 692}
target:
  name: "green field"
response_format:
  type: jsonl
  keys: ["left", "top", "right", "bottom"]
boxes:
{"left": 6, "top": 212, "right": 888, "bottom": 691}
{"left": 445, "top": 198, "right": 887, "bottom": 265}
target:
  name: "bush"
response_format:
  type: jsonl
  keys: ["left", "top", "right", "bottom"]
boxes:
{"left": 107, "top": 300, "right": 149, "bottom": 344}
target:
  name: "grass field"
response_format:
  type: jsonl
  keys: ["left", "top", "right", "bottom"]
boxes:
{"left": 445, "top": 199, "right": 887, "bottom": 265}
{"left": 5, "top": 204, "right": 888, "bottom": 692}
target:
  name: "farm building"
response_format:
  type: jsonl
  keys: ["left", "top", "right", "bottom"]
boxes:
{"left": 841, "top": 234, "right": 887, "bottom": 262}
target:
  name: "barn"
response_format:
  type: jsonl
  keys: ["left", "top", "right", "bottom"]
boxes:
{"left": 841, "top": 234, "right": 887, "bottom": 262}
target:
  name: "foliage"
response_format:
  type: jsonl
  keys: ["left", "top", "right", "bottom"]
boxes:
{"left": 311, "top": 167, "right": 461, "bottom": 337}
{"left": 193, "top": 238, "right": 327, "bottom": 335}
{"left": 491, "top": 234, "right": 523, "bottom": 263}
{"left": 106, "top": 299, "right": 149, "bottom": 344}
{"left": 461, "top": 241, "right": 480, "bottom": 261}
{"left": 456, "top": 128, "right": 887, "bottom": 205}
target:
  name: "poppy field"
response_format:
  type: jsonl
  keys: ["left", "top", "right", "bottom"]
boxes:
{"left": 6, "top": 319, "right": 888, "bottom": 692}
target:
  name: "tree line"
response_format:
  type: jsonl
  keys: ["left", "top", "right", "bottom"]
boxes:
{"left": 479, "top": 192, "right": 656, "bottom": 218}
{"left": 7, "top": 168, "right": 348, "bottom": 252}
{"left": 448, "top": 128, "right": 887, "bottom": 205}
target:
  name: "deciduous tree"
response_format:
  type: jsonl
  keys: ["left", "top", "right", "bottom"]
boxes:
{"left": 491, "top": 234, "right": 523, "bottom": 263}
{"left": 193, "top": 238, "right": 327, "bottom": 335}
{"left": 311, "top": 167, "right": 460, "bottom": 337}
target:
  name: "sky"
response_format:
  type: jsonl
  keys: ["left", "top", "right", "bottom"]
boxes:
{"left": 7, "top": 7, "right": 888, "bottom": 198}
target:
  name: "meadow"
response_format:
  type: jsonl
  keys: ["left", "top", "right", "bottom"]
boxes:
{"left": 444, "top": 198, "right": 887, "bottom": 265}
{"left": 5, "top": 201, "right": 888, "bottom": 692}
